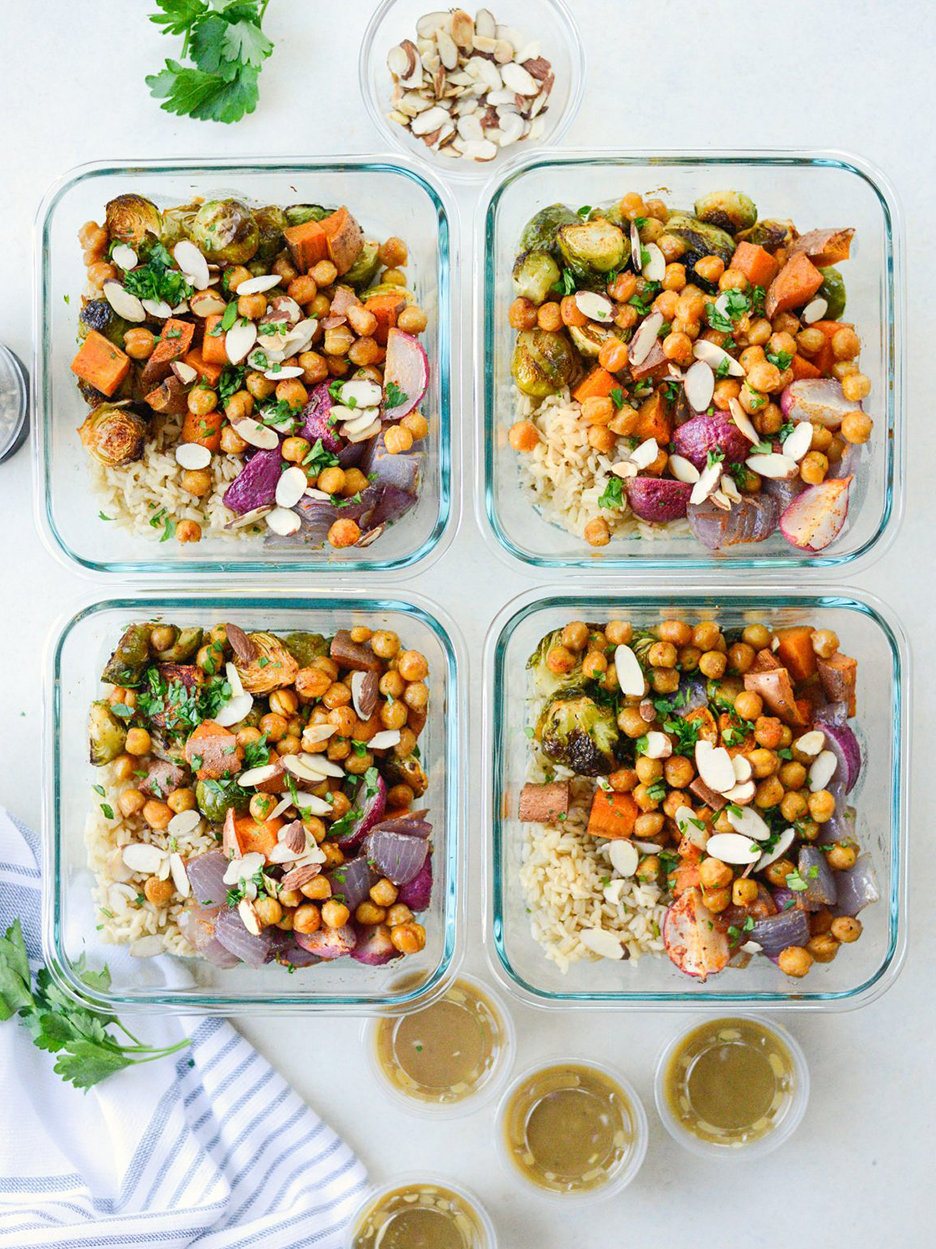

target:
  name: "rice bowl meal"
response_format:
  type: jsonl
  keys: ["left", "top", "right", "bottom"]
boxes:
{"left": 71, "top": 193, "right": 432, "bottom": 551}
{"left": 86, "top": 617, "right": 436, "bottom": 969}
{"left": 506, "top": 188, "right": 874, "bottom": 553}
{"left": 517, "top": 613, "right": 880, "bottom": 981}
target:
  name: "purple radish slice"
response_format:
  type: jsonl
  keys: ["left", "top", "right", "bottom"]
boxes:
{"left": 382, "top": 328, "right": 429, "bottom": 419}
{"left": 624, "top": 476, "right": 692, "bottom": 522}
{"left": 781, "top": 379, "right": 858, "bottom": 429}
{"left": 663, "top": 888, "right": 730, "bottom": 980}
{"left": 331, "top": 772, "right": 387, "bottom": 849}
{"left": 351, "top": 923, "right": 401, "bottom": 966}
{"left": 780, "top": 476, "right": 852, "bottom": 551}
{"left": 326, "top": 855, "right": 376, "bottom": 912}
{"left": 397, "top": 854, "right": 433, "bottom": 912}
{"left": 687, "top": 492, "right": 779, "bottom": 549}
{"left": 831, "top": 856, "right": 880, "bottom": 917}
{"left": 671, "top": 411, "right": 750, "bottom": 470}
{"left": 294, "top": 924, "right": 357, "bottom": 960}
{"left": 184, "top": 851, "right": 230, "bottom": 909}
{"left": 214, "top": 908, "right": 274, "bottom": 967}
{"left": 363, "top": 829, "right": 428, "bottom": 885}
{"left": 223, "top": 448, "right": 284, "bottom": 515}
{"left": 300, "top": 383, "right": 343, "bottom": 452}
{"left": 797, "top": 846, "right": 838, "bottom": 911}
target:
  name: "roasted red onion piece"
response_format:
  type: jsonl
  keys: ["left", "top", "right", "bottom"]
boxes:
{"left": 332, "top": 772, "right": 387, "bottom": 849}
{"left": 814, "top": 717, "right": 862, "bottom": 793}
{"left": 184, "top": 851, "right": 230, "bottom": 910}
{"left": 687, "top": 492, "right": 779, "bottom": 548}
{"left": 761, "top": 474, "right": 805, "bottom": 514}
{"left": 350, "top": 923, "right": 401, "bottom": 966}
{"left": 370, "top": 485, "right": 418, "bottom": 528}
{"left": 749, "top": 906, "right": 811, "bottom": 956}
{"left": 363, "top": 829, "right": 429, "bottom": 885}
{"left": 797, "top": 846, "right": 838, "bottom": 911}
{"left": 326, "top": 855, "right": 376, "bottom": 913}
{"left": 214, "top": 908, "right": 273, "bottom": 967}
{"left": 831, "top": 855, "right": 880, "bottom": 917}
{"left": 363, "top": 432, "right": 420, "bottom": 492}
{"left": 294, "top": 924, "right": 357, "bottom": 960}
{"left": 370, "top": 814, "right": 432, "bottom": 839}
{"left": 397, "top": 854, "right": 433, "bottom": 912}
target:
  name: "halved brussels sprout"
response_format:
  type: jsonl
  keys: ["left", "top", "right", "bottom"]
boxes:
{"left": 105, "top": 195, "right": 163, "bottom": 248}
{"left": 152, "top": 626, "right": 203, "bottom": 664}
{"left": 233, "top": 632, "right": 299, "bottom": 694}
{"left": 282, "top": 631, "right": 329, "bottom": 667}
{"left": 537, "top": 689, "right": 619, "bottom": 776}
{"left": 520, "top": 204, "right": 579, "bottom": 253}
{"left": 818, "top": 266, "right": 846, "bottom": 320}
{"left": 568, "top": 322, "right": 628, "bottom": 358}
{"left": 196, "top": 778, "right": 250, "bottom": 823}
{"left": 285, "top": 204, "right": 333, "bottom": 227}
{"left": 737, "top": 218, "right": 797, "bottom": 250}
{"left": 253, "top": 205, "right": 289, "bottom": 264}
{"left": 159, "top": 205, "right": 198, "bottom": 249}
{"left": 588, "top": 201, "right": 625, "bottom": 227}
{"left": 362, "top": 282, "right": 415, "bottom": 304}
{"left": 511, "top": 329, "right": 576, "bottom": 398}
{"left": 89, "top": 700, "right": 128, "bottom": 766}
{"left": 188, "top": 199, "right": 259, "bottom": 264}
{"left": 385, "top": 753, "right": 428, "bottom": 798}
{"left": 512, "top": 250, "right": 561, "bottom": 305}
{"left": 664, "top": 214, "right": 736, "bottom": 268}
{"left": 693, "top": 191, "right": 758, "bottom": 234}
{"left": 78, "top": 299, "right": 131, "bottom": 349}
{"left": 78, "top": 403, "right": 148, "bottom": 469}
{"left": 101, "top": 623, "right": 153, "bottom": 686}
{"left": 558, "top": 219, "right": 627, "bottom": 277}
{"left": 344, "top": 239, "right": 381, "bottom": 289}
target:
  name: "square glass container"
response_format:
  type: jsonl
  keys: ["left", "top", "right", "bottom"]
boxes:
{"left": 43, "top": 591, "right": 465, "bottom": 1015}
{"left": 478, "top": 150, "right": 904, "bottom": 571}
{"left": 34, "top": 157, "right": 456, "bottom": 577}
{"left": 484, "top": 586, "right": 908, "bottom": 1010}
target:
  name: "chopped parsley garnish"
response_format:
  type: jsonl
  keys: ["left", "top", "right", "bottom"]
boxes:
{"left": 767, "top": 349, "right": 793, "bottom": 371}
{"left": 706, "top": 288, "right": 750, "bottom": 333}
{"left": 551, "top": 268, "right": 577, "bottom": 297}
{"left": 598, "top": 476, "right": 624, "bottom": 510}
{"left": 302, "top": 438, "right": 340, "bottom": 476}
{"left": 242, "top": 734, "right": 271, "bottom": 769}
{"left": 384, "top": 381, "right": 408, "bottom": 409}
{"left": 122, "top": 242, "right": 192, "bottom": 307}
{"left": 218, "top": 364, "right": 246, "bottom": 405}
{"left": 610, "top": 386, "right": 625, "bottom": 409}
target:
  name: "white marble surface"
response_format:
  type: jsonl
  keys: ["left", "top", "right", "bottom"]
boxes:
{"left": 0, "top": 0, "right": 932, "bottom": 1242}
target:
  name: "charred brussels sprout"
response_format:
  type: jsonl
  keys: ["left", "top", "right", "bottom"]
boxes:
{"left": 105, "top": 194, "right": 163, "bottom": 249}
{"left": 196, "top": 779, "right": 250, "bottom": 823}
{"left": 78, "top": 300, "right": 131, "bottom": 349}
{"left": 568, "top": 322, "right": 627, "bottom": 358}
{"left": 159, "top": 205, "right": 198, "bottom": 249}
{"left": 526, "top": 628, "right": 584, "bottom": 698}
{"left": 818, "top": 266, "right": 846, "bottom": 320}
{"left": 512, "top": 250, "right": 561, "bottom": 305}
{"left": 152, "top": 627, "right": 203, "bottom": 663}
{"left": 737, "top": 218, "right": 797, "bottom": 250}
{"left": 693, "top": 191, "right": 758, "bottom": 234}
{"left": 101, "top": 623, "right": 153, "bottom": 687}
{"left": 344, "top": 239, "right": 381, "bottom": 289}
{"left": 285, "top": 204, "right": 333, "bottom": 227}
{"left": 537, "top": 690, "right": 619, "bottom": 776}
{"left": 282, "top": 631, "right": 329, "bottom": 667}
{"left": 664, "top": 214, "right": 736, "bottom": 268}
{"left": 189, "top": 199, "right": 259, "bottom": 264}
{"left": 520, "top": 203, "right": 579, "bottom": 253}
{"left": 77, "top": 403, "right": 148, "bottom": 469}
{"left": 511, "top": 329, "right": 576, "bottom": 398}
{"left": 362, "top": 281, "right": 415, "bottom": 304}
{"left": 89, "top": 700, "right": 128, "bottom": 766}
{"left": 557, "top": 219, "right": 627, "bottom": 277}
{"left": 385, "top": 754, "right": 429, "bottom": 798}
{"left": 253, "top": 205, "right": 289, "bottom": 264}
{"left": 588, "top": 201, "right": 625, "bottom": 227}
{"left": 233, "top": 632, "right": 299, "bottom": 694}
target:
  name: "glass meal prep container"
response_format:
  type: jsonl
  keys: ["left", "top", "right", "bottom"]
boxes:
{"left": 484, "top": 586, "right": 908, "bottom": 1010}
{"left": 33, "top": 157, "right": 456, "bottom": 577}
{"left": 42, "top": 591, "right": 465, "bottom": 1015}
{"left": 477, "top": 150, "right": 904, "bottom": 572}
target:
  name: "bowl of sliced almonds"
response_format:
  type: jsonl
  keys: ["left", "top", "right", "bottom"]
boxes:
{"left": 360, "top": 0, "right": 584, "bottom": 180}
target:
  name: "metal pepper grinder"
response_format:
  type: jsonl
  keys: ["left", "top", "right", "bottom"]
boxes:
{"left": 0, "top": 343, "right": 29, "bottom": 464}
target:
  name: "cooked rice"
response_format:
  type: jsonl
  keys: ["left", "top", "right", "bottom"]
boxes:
{"left": 518, "top": 731, "right": 668, "bottom": 976}
{"left": 88, "top": 414, "right": 251, "bottom": 542}
{"left": 513, "top": 386, "right": 691, "bottom": 543}
{"left": 85, "top": 765, "right": 216, "bottom": 957}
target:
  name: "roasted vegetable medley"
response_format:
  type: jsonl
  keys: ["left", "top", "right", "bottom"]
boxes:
{"left": 520, "top": 616, "right": 878, "bottom": 980}
{"left": 72, "top": 194, "right": 432, "bottom": 549}
{"left": 507, "top": 188, "right": 873, "bottom": 552}
{"left": 87, "top": 619, "right": 435, "bottom": 969}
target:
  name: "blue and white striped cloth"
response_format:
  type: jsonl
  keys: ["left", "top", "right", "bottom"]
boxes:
{"left": 0, "top": 809, "right": 368, "bottom": 1248}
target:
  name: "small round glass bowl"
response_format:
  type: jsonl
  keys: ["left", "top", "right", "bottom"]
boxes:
{"left": 364, "top": 972, "right": 516, "bottom": 1118}
{"left": 359, "top": 0, "right": 585, "bottom": 183}
{"left": 654, "top": 1015, "right": 811, "bottom": 1161}
{"left": 344, "top": 1173, "right": 497, "bottom": 1249}
{"left": 494, "top": 1057, "right": 648, "bottom": 1204}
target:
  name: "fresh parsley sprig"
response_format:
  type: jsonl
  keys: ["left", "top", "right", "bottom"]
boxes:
{"left": 0, "top": 921, "right": 189, "bottom": 1091}
{"left": 146, "top": 0, "right": 275, "bottom": 125}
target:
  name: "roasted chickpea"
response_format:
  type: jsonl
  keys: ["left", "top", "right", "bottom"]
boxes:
{"left": 293, "top": 903, "right": 321, "bottom": 935}
{"left": 122, "top": 326, "right": 157, "bottom": 360}
{"left": 328, "top": 518, "right": 362, "bottom": 548}
{"left": 636, "top": 756, "right": 663, "bottom": 784}
{"left": 663, "top": 755, "right": 694, "bottom": 789}
{"left": 125, "top": 727, "right": 152, "bottom": 756}
{"left": 142, "top": 799, "right": 172, "bottom": 830}
{"left": 112, "top": 754, "right": 136, "bottom": 783}
{"left": 390, "top": 922, "right": 426, "bottom": 954}
{"left": 259, "top": 712, "right": 288, "bottom": 742}
{"left": 841, "top": 410, "right": 873, "bottom": 444}
{"left": 778, "top": 946, "right": 814, "bottom": 978}
{"left": 508, "top": 297, "right": 537, "bottom": 330}
{"left": 144, "top": 875, "right": 175, "bottom": 907}
{"left": 752, "top": 716, "right": 782, "bottom": 750}
{"left": 732, "top": 877, "right": 759, "bottom": 907}
{"left": 699, "top": 650, "right": 727, "bottom": 679}
{"left": 301, "top": 876, "right": 333, "bottom": 901}
{"left": 699, "top": 857, "right": 732, "bottom": 890}
{"left": 117, "top": 788, "right": 146, "bottom": 818}
{"left": 808, "top": 789, "right": 837, "bottom": 823}
{"left": 732, "top": 691, "right": 762, "bottom": 722}
{"left": 765, "top": 858, "right": 796, "bottom": 888}
{"left": 584, "top": 517, "right": 611, "bottom": 547}
{"left": 831, "top": 915, "right": 862, "bottom": 944}
{"left": 755, "top": 775, "right": 784, "bottom": 809}
{"left": 807, "top": 933, "right": 840, "bottom": 963}
{"left": 780, "top": 791, "right": 808, "bottom": 823}
{"left": 581, "top": 651, "right": 608, "bottom": 680}
{"left": 633, "top": 783, "right": 662, "bottom": 813}
{"left": 703, "top": 887, "right": 731, "bottom": 914}
{"left": 618, "top": 706, "right": 648, "bottom": 738}
{"left": 826, "top": 842, "right": 858, "bottom": 871}
{"left": 320, "top": 899, "right": 350, "bottom": 929}
{"left": 397, "top": 650, "right": 428, "bottom": 682}
{"left": 177, "top": 519, "right": 202, "bottom": 544}
{"left": 369, "top": 878, "right": 399, "bottom": 908}
{"left": 741, "top": 624, "right": 772, "bottom": 650}
{"left": 831, "top": 326, "right": 860, "bottom": 360}
{"left": 648, "top": 641, "right": 677, "bottom": 669}
{"left": 695, "top": 255, "right": 725, "bottom": 283}
{"left": 636, "top": 855, "right": 661, "bottom": 882}
{"left": 400, "top": 412, "right": 429, "bottom": 443}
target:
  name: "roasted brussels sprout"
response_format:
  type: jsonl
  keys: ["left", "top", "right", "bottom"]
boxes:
{"left": 512, "top": 250, "right": 561, "bottom": 305}
{"left": 511, "top": 329, "right": 576, "bottom": 398}
{"left": 385, "top": 753, "right": 429, "bottom": 798}
{"left": 558, "top": 219, "right": 627, "bottom": 277}
{"left": 520, "top": 204, "right": 579, "bottom": 253}
{"left": 818, "top": 266, "right": 846, "bottom": 320}
{"left": 188, "top": 199, "right": 259, "bottom": 265}
{"left": 588, "top": 201, "right": 625, "bottom": 227}
{"left": 78, "top": 299, "right": 131, "bottom": 349}
{"left": 152, "top": 627, "right": 203, "bottom": 664}
{"left": 693, "top": 191, "right": 758, "bottom": 234}
{"left": 537, "top": 690, "right": 619, "bottom": 776}
{"left": 737, "top": 218, "right": 797, "bottom": 250}
{"left": 284, "top": 204, "right": 333, "bottom": 226}
{"left": 105, "top": 194, "right": 163, "bottom": 249}
{"left": 89, "top": 700, "right": 128, "bottom": 766}
{"left": 568, "top": 322, "right": 628, "bottom": 358}
{"left": 664, "top": 214, "right": 736, "bottom": 268}
{"left": 159, "top": 205, "right": 198, "bottom": 249}
{"left": 282, "top": 631, "right": 329, "bottom": 667}
{"left": 196, "top": 778, "right": 250, "bottom": 823}
{"left": 101, "top": 623, "right": 153, "bottom": 686}
{"left": 526, "top": 628, "right": 585, "bottom": 698}
{"left": 253, "top": 205, "right": 289, "bottom": 264}
{"left": 77, "top": 402, "right": 148, "bottom": 469}
{"left": 344, "top": 238, "right": 381, "bottom": 289}
{"left": 362, "top": 281, "right": 415, "bottom": 304}
{"left": 233, "top": 632, "right": 299, "bottom": 694}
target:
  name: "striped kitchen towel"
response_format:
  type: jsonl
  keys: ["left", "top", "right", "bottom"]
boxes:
{"left": 0, "top": 808, "right": 368, "bottom": 1248}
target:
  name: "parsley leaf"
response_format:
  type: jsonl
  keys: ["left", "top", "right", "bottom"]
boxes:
{"left": 598, "top": 476, "right": 624, "bottom": 510}
{"left": 384, "top": 381, "right": 408, "bottom": 409}
{"left": 767, "top": 349, "right": 793, "bottom": 371}
{"left": 551, "top": 268, "right": 577, "bottom": 298}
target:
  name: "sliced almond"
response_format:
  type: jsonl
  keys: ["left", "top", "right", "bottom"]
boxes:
{"left": 436, "top": 28, "right": 459, "bottom": 69}
{"left": 732, "top": 755, "right": 753, "bottom": 783}
{"left": 238, "top": 898, "right": 262, "bottom": 937}
{"left": 695, "top": 740, "right": 736, "bottom": 793}
{"left": 643, "top": 730, "right": 672, "bottom": 760}
{"left": 167, "top": 809, "right": 201, "bottom": 838}
{"left": 720, "top": 473, "right": 742, "bottom": 504}
{"left": 745, "top": 452, "right": 799, "bottom": 480}
{"left": 236, "top": 274, "right": 280, "bottom": 296}
{"left": 173, "top": 240, "right": 210, "bottom": 290}
{"left": 303, "top": 723, "right": 337, "bottom": 745}
{"left": 794, "top": 729, "right": 825, "bottom": 756}
{"left": 693, "top": 339, "right": 745, "bottom": 377}
{"left": 110, "top": 244, "right": 138, "bottom": 271}
{"left": 230, "top": 416, "right": 278, "bottom": 451}
{"left": 175, "top": 442, "right": 211, "bottom": 471}
{"left": 614, "top": 644, "right": 646, "bottom": 697}
{"left": 130, "top": 935, "right": 164, "bottom": 958}
{"left": 463, "top": 138, "right": 498, "bottom": 161}
{"left": 275, "top": 466, "right": 309, "bottom": 510}
{"left": 291, "top": 791, "right": 333, "bottom": 815}
{"left": 238, "top": 762, "right": 283, "bottom": 788}
{"left": 755, "top": 827, "right": 797, "bottom": 873}
{"left": 263, "top": 365, "right": 304, "bottom": 381}
{"left": 689, "top": 458, "right": 723, "bottom": 506}
{"left": 346, "top": 419, "right": 382, "bottom": 444}
{"left": 782, "top": 421, "right": 813, "bottom": 462}
{"left": 102, "top": 279, "right": 146, "bottom": 323}
{"left": 802, "top": 297, "right": 828, "bottom": 325}
{"left": 629, "top": 220, "right": 642, "bottom": 271}
{"left": 641, "top": 242, "right": 666, "bottom": 283}
{"left": 574, "top": 291, "right": 613, "bottom": 323}
{"left": 214, "top": 691, "right": 254, "bottom": 728}
{"left": 610, "top": 460, "right": 638, "bottom": 480}
{"left": 726, "top": 803, "right": 771, "bottom": 842}
{"left": 727, "top": 397, "right": 760, "bottom": 444}
{"left": 629, "top": 438, "right": 659, "bottom": 471}
{"left": 808, "top": 749, "right": 838, "bottom": 792}
{"left": 122, "top": 842, "right": 167, "bottom": 874}
{"left": 609, "top": 839, "right": 639, "bottom": 878}
{"left": 170, "top": 360, "right": 199, "bottom": 388}
{"left": 142, "top": 298, "right": 173, "bottom": 319}
{"left": 501, "top": 62, "right": 538, "bottom": 95}
{"left": 740, "top": 940, "right": 763, "bottom": 954}
{"left": 225, "top": 319, "right": 258, "bottom": 365}
{"left": 226, "top": 505, "right": 272, "bottom": 530}
{"left": 722, "top": 779, "right": 755, "bottom": 803}
{"left": 368, "top": 729, "right": 403, "bottom": 750}
{"left": 412, "top": 105, "right": 450, "bottom": 135}
{"left": 475, "top": 7, "right": 496, "bottom": 38}
{"left": 629, "top": 311, "right": 664, "bottom": 367}
{"left": 265, "top": 507, "right": 301, "bottom": 537}
{"left": 189, "top": 289, "right": 228, "bottom": 318}
{"left": 674, "top": 806, "right": 708, "bottom": 848}
{"left": 416, "top": 12, "right": 448, "bottom": 37}
{"left": 709, "top": 489, "right": 732, "bottom": 512}
{"left": 498, "top": 112, "right": 524, "bottom": 146}
{"left": 295, "top": 753, "right": 345, "bottom": 778}
{"left": 579, "top": 928, "right": 626, "bottom": 960}
{"left": 705, "top": 832, "right": 761, "bottom": 865}
{"left": 340, "top": 378, "right": 383, "bottom": 408}
{"left": 225, "top": 660, "right": 245, "bottom": 698}
{"left": 169, "top": 852, "right": 190, "bottom": 897}
{"left": 669, "top": 454, "right": 701, "bottom": 484}
{"left": 684, "top": 359, "right": 715, "bottom": 412}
